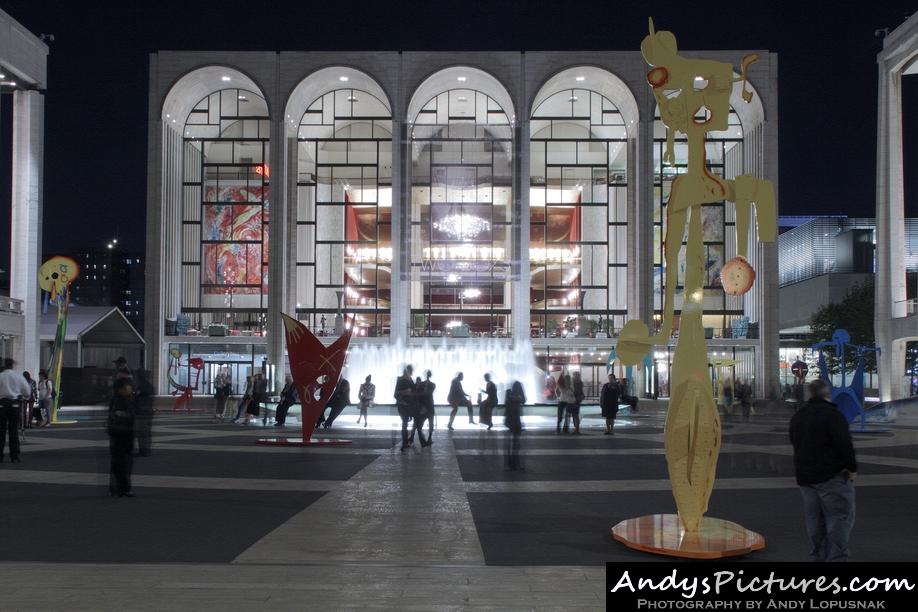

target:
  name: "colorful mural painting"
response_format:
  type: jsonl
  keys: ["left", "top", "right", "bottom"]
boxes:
{"left": 202, "top": 184, "right": 269, "bottom": 294}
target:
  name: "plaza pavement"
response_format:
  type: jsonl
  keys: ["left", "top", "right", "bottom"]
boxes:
{"left": 1, "top": 403, "right": 917, "bottom": 610}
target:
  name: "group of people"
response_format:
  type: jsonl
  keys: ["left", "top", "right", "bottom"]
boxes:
{"left": 552, "top": 370, "right": 628, "bottom": 435}
{"left": 721, "top": 378, "right": 754, "bottom": 419}
{"left": 208, "top": 369, "right": 271, "bottom": 425}
{"left": 0, "top": 359, "right": 59, "bottom": 463}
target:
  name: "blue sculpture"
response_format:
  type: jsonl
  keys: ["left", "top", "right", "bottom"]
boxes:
{"left": 811, "top": 329, "right": 881, "bottom": 431}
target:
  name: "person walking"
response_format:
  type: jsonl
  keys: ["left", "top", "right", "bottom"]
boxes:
{"left": 789, "top": 379, "right": 857, "bottom": 562}
{"left": 133, "top": 371, "right": 155, "bottom": 457}
{"left": 722, "top": 378, "right": 734, "bottom": 417}
{"left": 233, "top": 375, "right": 253, "bottom": 423}
{"left": 323, "top": 378, "right": 351, "bottom": 428}
{"left": 213, "top": 367, "right": 229, "bottom": 421}
{"left": 504, "top": 381, "right": 526, "bottom": 470}
{"left": 0, "top": 359, "right": 30, "bottom": 463}
{"left": 273, "top": 374, "right": 298, "bottom": 426}
{"left": 36, "top": 369, "right": 52, "bottom": 427}
{"left": 569, "top": 371, "right": 585, "bottom": 434}
{"left": 22, "top": 372, "right": 36, "bottom": 431}
{"left": 446, "top": 372, "right": 475, "bottom": 430}
{"left": 738, "top": 379, "right": 753, "bottom": 420}
{"left": 478, "top": 373, "right": 497, "bottom": 430}
{"left": 600, "top": 373, "right": 621, "bottom": 435}
{"left": 357, "top": 375, "right": 375, "bottom": 427}
{"left": 395, "top": 365, "right": 417, "bottom": 452}
{"left": 107, "top": 377, "right": 136, "bottom": 497}
{"left": 244, "top": 371, "right": 267, "bottom": 425}
{"left": 556, "top": 372, "right": 574, "bottom": 434}
{"left": 414, "top": 370, "right": 435, "bottom": 447}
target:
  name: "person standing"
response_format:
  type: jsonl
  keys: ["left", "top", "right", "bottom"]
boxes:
{"left": 414, "top": 370, "right": 435, "bottom": 447}
{"left": 22, "top": 372, "right": 36, "bottom": 431}
{"left": 357, "top": 375, "right": 375, "bottom": 427}
{"left": 108, "top": 378, "right": 136, "bottom": 497}
{"left": 478, "top": 373, "right": 497, "bottom": 430}
{"left": 395, "top": 365, "right": 417, "bottom": 452}
{"left": 273, "top": 374, "right": 298, "bottom": 427}
{"left": 600, "top": 373, "right": 621, "bottom": 435}
{"left": 569, "top": 371, "right": 584, "bottom": 435}
{"left": 739, "top": 379, "right": 753, "bottom": 420}
{"left": 213, "top": 367, "right": 229, "bottom": 421}
{"left": 504, "top": 381, "right": 526, "bottom": 470}
{"left": 446, "top": 372, "right": 475, "bottom": 430}
{"left": 36, "top": 370, "right": 52, "bottom": 427}
{"left": 556, "top": 372, "right": 574, "bottom": 434}
{"left": 0, "top": 359, "right": 30, "bottom": 463}
{"left": 323, "top": 379, "right": 351, "bottom": 429}
{"left": 722, "top": 378, "right": 734, "bottom": 417}
{"left": 789, "top": 379, "right": 857, "bottom": 562}
{"left": 244, "top": 371, "right": 267, "bottom": 425}
{"left": 233, "top": 375, "right": 253, "bottom": 423}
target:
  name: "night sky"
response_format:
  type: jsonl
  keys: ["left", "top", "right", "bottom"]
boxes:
{"left": 1, "top": 0, "right": 917, "bottom": 270}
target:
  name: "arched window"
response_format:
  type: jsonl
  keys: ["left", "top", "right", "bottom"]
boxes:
{"left": 530, "top": 87, "right": 628, "bottom": 338}
{"left": 409, "top": 82, "right": 513, "bottom": 337}
{"left": 181, "top": 87, "right": 270, "bottom": 331}
{"left": 294, "top": 84, "right": 392, "bottom": 337}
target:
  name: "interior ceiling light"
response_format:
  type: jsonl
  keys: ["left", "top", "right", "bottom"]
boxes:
{"left": 433, "top": 214, "right": 490, "bottom": 241}
{"left": 569, "top": 95, "right": 578, "bottom": 102}
{"left": 462, "top": 288, "right": 482, "bottom": 299}
{"left": 575, "top": 75, "right": 585, "bottom": 81}
{"left": 339, "top": 75, "right": 349, "bottom": 81}
{"left": 457, "top": 96, "right": 468, "bottom": 102}
{"left": 221, "top": 75, "right": 231, "bottom": 81}
{"left": 347, "top": 95, "right": 358, "bottom": 102}
{"left": 238, "top": 95, "right": 248, "bottom": 101}
{"left": 457, "top": 76, "right": 467, "bottom": 82}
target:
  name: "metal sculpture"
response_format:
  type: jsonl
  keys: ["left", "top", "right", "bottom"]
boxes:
{"left": 167, "top": 351, "right": 205, "bottom": 412}
{"left": 613, "top": 19, "right": 774, "bottom": 557}
{"left": 811, "top": 329, "right": 882, "bottom": 431}
{"left": 38, "top": 256, "right": 80, "bottom": 424}
{"left": 256, "top": 314, "right": 353, "bottom": 446}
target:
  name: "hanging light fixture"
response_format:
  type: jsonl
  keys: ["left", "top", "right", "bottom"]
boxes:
{"left": 433, "top": 214, "right": 490, "bottom": 241}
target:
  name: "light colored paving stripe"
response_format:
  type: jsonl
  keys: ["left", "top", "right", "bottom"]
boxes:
{"left": 0, "top": 562, "right": 605, "bottom": 611}
{"left": 0, "top": 469, "right": 338, "bottom": 492}
{"left": 235, "top": 436, "right": 487, "bottom": 566}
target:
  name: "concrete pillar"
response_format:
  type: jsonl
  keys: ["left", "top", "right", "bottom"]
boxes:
{"left": 633, "top": 119, "right": 654, "bottom": 326}
{"left": 512, "top": 118, "right": 531, "bottom": 342}
{"left": 390, "top": 118, "right": 408, "bottom": 343}
{"left": 267, "top": 111, "right": 289, "bottom": 393}
{"left": 10, "top": 90, "right": 44, "bottom": 373}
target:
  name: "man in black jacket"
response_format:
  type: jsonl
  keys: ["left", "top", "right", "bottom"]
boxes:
{"left": 789, "top": 379, "right": 857, "bottom": 562}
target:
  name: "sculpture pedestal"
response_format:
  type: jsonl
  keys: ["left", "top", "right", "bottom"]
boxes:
{"left": 612, "top": 513, "right": 764, "bottom": 559}
{"left": 255, "top": 437, "right": 352, "bottom": 446}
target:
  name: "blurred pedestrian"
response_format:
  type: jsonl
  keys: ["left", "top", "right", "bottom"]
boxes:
{"left": 478, "top": 373, "right": 497, "bottom": 430}
{"left": 323, "top": 378, "right": 351, "bottom": 428}
{"left": 395, "top": 365, "right": 416, "bottom": 452}
{"left": 213, "top": 366, "right": 230, "bottom": 422}
{"left": 22, "top": 371, "right": 36, "bottom": 431}
{"left": 569, "top": 371, "right": 584, "bottom": 435}
{"left": 447, "top": 372, "right": 475, "bottom": 430}
{"left": 504, "top": 381, "right": 525, "bottom": 470}
{"left": 233, "top": 375, "right": 253, "bottom": 423}
{"left": 739, "top": 379, "right": 753, "bottom": 420}
{"left": 107, "top": 377, "right": 136, "bottom": 497}
{"left": 133, "top": 371, "right": 155, "bottom": 456}
{"left": 600, "top": 373, "right": 621, "bottom": 435}
{"left": 556, "top": 372, "right": 574, "bottom": 434}
{"left": 357, "top": 375, "right": 375, "bottom": 427}
{"left": 273, "top": 374, "right": 298, "bottom": 426}
{"left": 244, "top": 371, "right": 266, "bottom": 425}
{"left": 789, "top": 379, "right": 857, "bottom": 562}
{"left": 0, "top": 358, "right": 30, "bottom": 463}
{"left": 36, "top": 370, "right": 52, "bottom": 427}
{"left": 414, "top": 370, "right": 435, "bottom": 447}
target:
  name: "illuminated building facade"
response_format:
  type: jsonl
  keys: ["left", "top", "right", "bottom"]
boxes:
{"left": 145, "top": 50, "right": 779, "bottom": 399}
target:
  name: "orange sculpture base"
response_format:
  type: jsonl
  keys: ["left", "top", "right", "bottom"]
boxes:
{"left": 611, "top": 513, "right": 765, "bottom": 559}
{"left": 256, "top": 437, "right": 352, "bottom": 446}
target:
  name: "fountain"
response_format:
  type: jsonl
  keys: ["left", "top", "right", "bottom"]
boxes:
{"left": 343, "top": 338, "right": 542, "bottom": 406}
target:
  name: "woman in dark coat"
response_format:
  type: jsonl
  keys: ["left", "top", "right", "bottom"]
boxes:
{"left": 600, "top": 373, "right": 621, "bottom": 435}
{"left": 504, "top": 381, "right": 526, "bottom": 470}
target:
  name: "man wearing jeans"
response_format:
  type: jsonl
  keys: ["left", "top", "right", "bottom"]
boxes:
{"left": 789, "top": 379, "right": 857, "bottom": 561}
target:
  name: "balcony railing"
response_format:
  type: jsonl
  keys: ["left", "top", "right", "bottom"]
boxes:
{"left": 0, "top": 296, "right": 23, "bottom": 314}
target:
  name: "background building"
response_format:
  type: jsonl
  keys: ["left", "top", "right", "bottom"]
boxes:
{"left": 66, "top": 247, "right": 145, "bottom": 333}
{"left": 146, "top": 50, "right": 779, "bottom": 400}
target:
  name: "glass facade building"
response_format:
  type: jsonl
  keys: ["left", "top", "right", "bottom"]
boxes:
{"left": 146, "top": 51, "right": 779, "bottom": 400}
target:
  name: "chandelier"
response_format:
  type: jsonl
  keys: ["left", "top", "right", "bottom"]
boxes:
{"left": 433, "top": 214, "right": 490, "bottom": 241}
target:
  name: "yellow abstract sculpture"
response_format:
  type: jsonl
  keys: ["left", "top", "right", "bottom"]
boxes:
{"left": 618, "top": 19, "right": 776, "bottom": 534}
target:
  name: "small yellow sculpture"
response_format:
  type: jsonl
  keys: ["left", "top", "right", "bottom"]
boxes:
{"left": 618, "top": 19, "right": 776, "bottom": 533}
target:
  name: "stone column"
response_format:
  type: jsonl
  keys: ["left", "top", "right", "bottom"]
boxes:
{"left": 10, "top": 90, "right": 44, "bottom": 374}
{"left": 512, "top": 119, "right": 531, "bottom": 342}
{"left": 390, "top": 118, "right": 408, "bottom": 343}
{"left": 267, "top": 114, "right": 289, "bottom": 393}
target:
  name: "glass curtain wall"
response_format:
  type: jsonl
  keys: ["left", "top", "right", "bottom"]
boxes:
{"left": 410, "top": 89, "right": 513, "bottom": 337}
{"left": 652, "top": 106, "right": 744, "bottom": 338}
{"left": 181, "top": 89, "right": 271, "bottom": 333}
{"left": 295, "top": 89, "right": 393, "bottom": 337}
{"left": 530, "top": 88, "right": 628, "bottom": 338}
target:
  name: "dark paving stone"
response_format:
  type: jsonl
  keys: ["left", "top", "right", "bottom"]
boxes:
{"left": 468, "top": 485, "right": 918, "bottom": 565}
{"left": 457, "top": 452, "right": 917, "bottom": 482}
{"left": 722, "top": 432, "right": 796, "bottom": 446}
{"left": 855, "top": 444, "right": 918, "bottom": 459}
{"left": 451, "top": 434, "right": 662, "bottom": 450}
{"left": 0, "top": 482, "right": 322, "bottom": 563}
{"left": 16, "top": 447, "right": 377, "bottom": 481}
